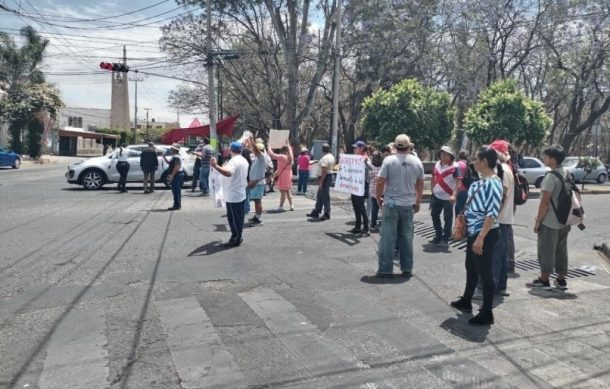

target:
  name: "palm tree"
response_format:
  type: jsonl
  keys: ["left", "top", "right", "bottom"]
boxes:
{"left": 0, "top": 26, "right": 62, "bottom": 156}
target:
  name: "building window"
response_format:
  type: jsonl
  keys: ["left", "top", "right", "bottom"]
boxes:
{"left": 68, "top": 117, "right": 73, "bottom": 126}
{"left": 77, "top": 117, "right": 83, "bottom": 128}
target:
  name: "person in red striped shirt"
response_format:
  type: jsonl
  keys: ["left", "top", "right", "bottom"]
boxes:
{"left": 429, "top": 146, "right": 463, "bottom": 246}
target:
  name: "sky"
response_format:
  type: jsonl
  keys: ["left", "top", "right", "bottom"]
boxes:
{"left": 1, "top": 0, "right": 200, "bottom": 128}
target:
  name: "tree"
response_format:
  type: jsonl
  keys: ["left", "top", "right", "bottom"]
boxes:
{"left": 0, "top": 26, "right": 62, "bottom": 155}
{"left": 360, "top": 79, "right": 454, "bottom": 151}
{"left": 464, "top": 79, "right": 551, "bottom": 147}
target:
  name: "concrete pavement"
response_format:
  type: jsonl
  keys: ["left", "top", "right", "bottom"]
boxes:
{"left": 1, "top": 163, "right": 610, "bottom": 388}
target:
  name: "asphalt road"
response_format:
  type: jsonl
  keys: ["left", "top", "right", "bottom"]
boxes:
{"left": 1, "top": 163, "right": 610, "bottom": 389}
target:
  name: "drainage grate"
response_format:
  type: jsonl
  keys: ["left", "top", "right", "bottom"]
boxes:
{"left": 514, "top": 259, "right": 595, "bottom": 279}
{"left": 414, "top": 220, "right": 468, "bottom": 250}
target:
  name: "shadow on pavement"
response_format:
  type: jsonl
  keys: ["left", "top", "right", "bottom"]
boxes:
{"left": 440, "top": 315, "right": 490, "bottom": 343}
{"left": 528, "top": 289, "right": 578, "bottom": 300}
{"left": 189, "top": 240, "right": 234, "bottom": 256}
{"left": 360, "top": 275, "right": 410, "bottom": 284}
{"left": 325, "top": 232, "right": 364, "bottom": 247}
{"left": 421, "top": 243, "right": 451, "bottom": 254}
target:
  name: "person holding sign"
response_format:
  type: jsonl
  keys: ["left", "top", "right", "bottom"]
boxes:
{"left": 350, "top": 141, "right": 370, "bottom": 235}
{"left": 267, "top": 141, "right": 294, "bottom": 211}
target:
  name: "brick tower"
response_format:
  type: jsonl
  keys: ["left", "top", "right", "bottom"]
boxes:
{"left": 110, "top": 46, "right": 130, "bottom": 133}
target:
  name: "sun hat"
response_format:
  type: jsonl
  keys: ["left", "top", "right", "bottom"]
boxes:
{"left": 230, "top": 141, "right": 243, "bottom": 152}
{"left": 437, "top": 145, "right": 455, "bottom": 158}
{"left": 301, "top": 146, "right": 308, "bottom": 152}
{"left": 256, "top": 143, "right": 265, "bottom": 151}
{"left": 170, "top": 143, "right": 180, "bottom": 152}
{"left": 394, "top": 134, "right": 411, "bottom": 150}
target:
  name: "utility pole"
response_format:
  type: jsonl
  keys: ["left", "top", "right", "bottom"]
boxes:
{"left": 206, "top": 0, "right": 218, "bottom": 152}
{"left": 144, "top": 108, "right": 152, "bottom": 139}
{"left": 217, "top": 66, "right": 223, "bottom": 120}
{"left": 331, "top": 0, "right": 343, "bottom": 158}
{"left": 129, "top": 76, "right": 143, "bottom": 142}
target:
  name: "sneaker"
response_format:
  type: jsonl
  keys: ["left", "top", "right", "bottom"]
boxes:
{"left": 167, "top": 206, "right": 181, "bottom": 211}
{"left": 429, "top": 237, "right": 442, "bottom": 245}
{"left": 248, "top": 216, "right": 258, "bottom": 222}
{"left": 306, "top": 211, "right": 319, "bottom": 218}
{"left": 450, "top": 298, "right": 473, "bottom": 313}
{"left": 554, "top": 278, "right": 568, "bottom": 290}
{"left": 289, "top": 206, "right": 294, "bottom": 211}
{"left": 250, "top": 218, "right": 263, "bottom": 227}
{"left": 400, "top": 271, "right": 412, "bottom": 278}
{"left": 320, "top": 214, "right": 330, "bottom": 221}
{"left": 526, "top": 277, "right": 550, "bottom": 288}
{"left": 361, "top": 229, "right": 370, "bottom": 236}
{"left": 468, "top": 311, "right": 494, "bottom": 326}
{"left": 350, "top": 227, "right": 362, "bottom": 234}
{"left": 441, "top": 239, "right": 449, "bottom": 247}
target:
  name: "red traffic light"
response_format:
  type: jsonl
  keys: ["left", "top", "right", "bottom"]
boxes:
{"left": 99, "top": 62, "right": 129, "bottom": 72}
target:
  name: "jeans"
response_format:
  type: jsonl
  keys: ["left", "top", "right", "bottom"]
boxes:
{"left": 298, "top": 170, "right": 309, "bottom": 193}
{"left": 492, "top": 224, "right": 509, "bottom": 291}
{"left": 171, "top": 172, "right": 185, "bottom": 208}
{"left": 143, "top": 169, "right": 155, "bottom": 191}
{"left": 244, "top": 188, "right": 251, "bottom": 214}
{"left": 454, "top": 190, "right": 468, "bottom": 216}
{"left": 430, "top": 194, "right": 453, "bottom": 240}
{"left": 377, "top": 205, "right": 414, "bottom": 274}
{"left": 462, "top": 228, "right": 499, "bottom": 315}
{"left": 191, "top": 166, "right": 200, "bottom": 190}
{"left": 226, "top": 200, "right": 246, "bottom": 242}
{"left": 351, "top": 187, "right": 369, "bottom": 231}
{"left": 506, "top": 224, "right": 515, "bottom": 272}
{"left": 199, "top": 165, "right": 210, "bottom": 193}
{"left": 313, "top": 175, "right": 332, "bottom": 216}
{"left": 370, "top": 196, "right": 380, "bottom": 227}
{"left": 117, "top": 162, "right": 129, "bottom": 190}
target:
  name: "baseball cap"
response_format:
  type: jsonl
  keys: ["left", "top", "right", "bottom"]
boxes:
{"left": 352, "top": 140, "right": 366, "bottom": 148}
{"left": 489, "top": 139, "right": 510, "bottom": 155}
{"left": 256, "top": 143, "right": 265, "bottom": 151}
{"left": 301, "top": 147, "right": 308, "bottom": 152}
{"left": 394, "top": 134, "right": 411, "bottom": 149}
{"left": 230, "top": 141, "right": 243, "bottom": 152}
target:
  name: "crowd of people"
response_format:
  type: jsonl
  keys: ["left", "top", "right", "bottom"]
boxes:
{"left": 126, "top": 133, "right": 574, "bottom": 326}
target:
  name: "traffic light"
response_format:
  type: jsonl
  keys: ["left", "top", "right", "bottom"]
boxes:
{"left": 99, "top": 62, "right": 129, "bottom": 72}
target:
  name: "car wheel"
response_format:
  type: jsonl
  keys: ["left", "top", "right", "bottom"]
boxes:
{"left": 597, "top": 173, "right": 607, "bottom": 184}
{"left": 161, "top": 171, "right": 171, "bottom": 188}
{"left": 535, "top": 177, "right": 543, "bottom": 188}
{"left": 81, "top": 169, "right": 105, "bottom": 190}
{"left": 11, "top": 158, "right": 20, "bottom": 169}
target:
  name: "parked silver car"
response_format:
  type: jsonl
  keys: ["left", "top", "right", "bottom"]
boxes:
{"left": 562, "top": 157, "right": 607, "bottom": 184}
{"left": 65, "top": 144, "right": 195, "bottom": 190}
{"left": 517, "top": 157, "right": 550, "bottom": 188}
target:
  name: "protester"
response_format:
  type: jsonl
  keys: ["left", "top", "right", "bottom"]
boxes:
{"left": 528, "top": 145, "right": 570, "bottom": 290}
{"left": 116, "top": 143, "right": 130, "bottom": 193}
{"left": 140, "top": 142, "right": 158, "bottom": 193}
{"left": 267, "top": 141, "right": 294, "bottom": 211}
{"left": 306, "top": 143, "right": 335, "bottom": 220}
{"left": 380, "top": 144, "right": 393, "bottom": 158}
{"left": 368, "top": 151, "right": 383, "bottom": 231}
{"left": 248, "top": 141, "right": 268, "bottom": 226}
{"left": 297, "top": 147, "right": 311, "bottom": 195}
{"left": 490, "top": 139, "right": 514, "bottom": 297}
{"left": 350, "top": 141, "right": 370, "bottom": 235}
{"left": 165, "top": 143, "right": 185, "bottom": 210}
{"left": 454, "top": 150, "right": 470, "bottom": 216}
{"left": 241, "top": 138, "right": 254, "bottom": 215}
{"left": 199, "top": 137, "right": 213, "bottom": 196}
{"left": 191, "top": 145, "right": 202, "bottom": 192}
{"left": 430, "top": 146, "right": 462, "bottom": 246}
{"left": 374, "top": 134, "right": 424, "bottom": 278}
{"left": 211, "top": 141, "right": 249, "bottom": 247}
{"left": 450, "top": 146, "right": 503, "bottom": 326}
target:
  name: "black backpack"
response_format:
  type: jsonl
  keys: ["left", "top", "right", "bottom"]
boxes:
{"left": 461, "top": 161, "right": 479, "bottom": 189}
{"left": 548, "top": 171, "right": 584, "bottom": 226}
{"left": 509, "top": 162, "right": 529, "bottom": 205}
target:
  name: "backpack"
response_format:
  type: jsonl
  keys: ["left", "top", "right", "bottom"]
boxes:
{"left": 548, "top": 171, "right": 585, "bottom": 227}
{"left": 460, "top": 161, "right": 479, "bottom": 189}
{"left": 513, "top": 171, "right": 529, "bottom": 205}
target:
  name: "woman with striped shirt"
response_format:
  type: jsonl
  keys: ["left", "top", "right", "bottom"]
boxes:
{"left": 451, "top": 146, "right": 503, "bottom": 326}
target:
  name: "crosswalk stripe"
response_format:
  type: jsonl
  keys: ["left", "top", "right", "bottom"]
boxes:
{"left": 239, "top": 288, "right": 358, "bottom": 378}
{"left": 39, "top": 310, "right": 109, "bottom": 389}
{"left": 154, "top": 296, "right": 246, "bottom": 389}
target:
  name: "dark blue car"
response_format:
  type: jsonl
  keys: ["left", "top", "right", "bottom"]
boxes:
{"left": 0, "top": 146, "right": 21, "bottom": 169}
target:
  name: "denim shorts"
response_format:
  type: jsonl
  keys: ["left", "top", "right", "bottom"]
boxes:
{"left": 250, "top": 184, "right": 265, "bottom": 200}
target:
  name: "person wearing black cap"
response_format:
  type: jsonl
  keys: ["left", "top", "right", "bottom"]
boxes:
{"left": 350, "top": 140, "right": 370, "bottom": 234}
{"left": 307, "top": 143, "right": 335, "bottom": 220}
{"left": 211, "top": 141, "right": 249, "bottom": 247}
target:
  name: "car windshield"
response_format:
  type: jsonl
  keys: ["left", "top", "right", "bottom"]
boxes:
{"left": 562, "top": 159, "right": 579, "bottom": 167}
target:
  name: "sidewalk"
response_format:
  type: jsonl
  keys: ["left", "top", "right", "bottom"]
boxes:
{"left": 20, "top": 154, "right": 84, "bottom": 167}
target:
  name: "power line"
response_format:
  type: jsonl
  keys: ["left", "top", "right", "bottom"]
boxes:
{"left": 0, "top": 27, "right": 160, "bottom": 46}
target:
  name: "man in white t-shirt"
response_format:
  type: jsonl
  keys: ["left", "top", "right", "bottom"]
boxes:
{"left": 489, "top": 139, "right": 514, "bottom": 296}
{"left": 306, "top": 143, "right": 335, "bottom": 220}
{"left": 211, "top": 141, "right": 249, "bottom": 247}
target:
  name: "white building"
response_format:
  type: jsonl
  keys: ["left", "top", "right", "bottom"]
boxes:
{"left": 53, "top": 107, "right": 118, "bottom": 156}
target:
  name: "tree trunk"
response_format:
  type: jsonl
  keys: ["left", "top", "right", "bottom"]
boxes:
{"left": 561, "top": 132, "right": 576, "bottom": 153}
{"left": 9, "top": 121, "right": 25, "bottom": 155}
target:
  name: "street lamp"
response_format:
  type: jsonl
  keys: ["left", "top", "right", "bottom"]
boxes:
{"left": 592, "top": 122, "right": 601, "bottom": 158}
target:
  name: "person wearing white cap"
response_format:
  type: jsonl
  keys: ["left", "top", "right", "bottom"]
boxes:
{"left": 297, "top": 146, "right": 311, "bottom": 195}
{"left": 430, "top": 145, "right": 463, "bottom": 246}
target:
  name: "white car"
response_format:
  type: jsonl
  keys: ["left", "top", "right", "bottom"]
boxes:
{"left": 65, "top": 144, "right": 195, "bottom": 190}
{"left": 562, "top": 157, "right": 607, "bottom": 184}
{"left": 517, "top": 157, "right": 550, "bottom": 188}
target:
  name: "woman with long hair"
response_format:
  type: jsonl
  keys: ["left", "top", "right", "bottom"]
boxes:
{"left": 267, "top": 141, "right": 294, "bottom": 211}
{"left": 451, "top": 146, "right": 503, "bottom": 326}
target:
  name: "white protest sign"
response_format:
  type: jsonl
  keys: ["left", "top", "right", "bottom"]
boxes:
{"left": 209, "top": 168, "right": 225, "bottom": 208}
{"left": 268, "top": 129, "right": 289, "bottom": 149}
{"left": 333, "top": 154, "right": 365, "bottom": 196}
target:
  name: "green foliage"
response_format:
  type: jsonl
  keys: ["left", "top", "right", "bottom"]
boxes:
{"left": 26, "top": 117, "right": 44, "bottom": 158}
{"left": 464, "top": 80, "right": 551, "bottom": 147}
{"left": 360, "top": 79, "right": 454, "bottom": 151}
